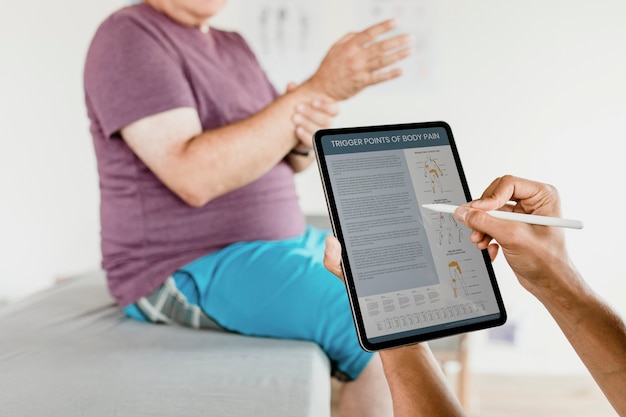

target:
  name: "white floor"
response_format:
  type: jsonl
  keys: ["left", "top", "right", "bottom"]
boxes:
{"left": 331, "top": 373, "right": 617, "bottom": 417}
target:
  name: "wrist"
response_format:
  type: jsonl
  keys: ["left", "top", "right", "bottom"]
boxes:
{"left": 526, "top": 260, "right": 589, "bottom": 313}
{"left": 289, "top": 148, "right": 311, "bottom": 157}
{"left": 380, "top": 343, "right": 432, "bottom": 369}
{"left": 297, "top": 78, "right": 335, "bottom": 103}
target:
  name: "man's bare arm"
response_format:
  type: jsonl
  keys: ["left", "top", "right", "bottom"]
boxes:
{"left": 121, "top": 19, "right": 412, "bottom": 207}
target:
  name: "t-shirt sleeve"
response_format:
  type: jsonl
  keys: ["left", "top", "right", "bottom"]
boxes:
{"left": 233, "top": 32, "right": 280, "bottom": 100}
{"left": 84, "top": 14, "right": 196, "bottom": 139}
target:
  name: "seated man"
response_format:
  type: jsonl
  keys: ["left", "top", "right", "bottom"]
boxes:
{"left": 84, "top": 0, "right": 413, "bottom": 415}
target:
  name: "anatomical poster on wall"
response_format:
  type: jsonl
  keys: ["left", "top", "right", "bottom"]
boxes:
{"left": 240, "top": 0, "right": 325, "bottom": 92}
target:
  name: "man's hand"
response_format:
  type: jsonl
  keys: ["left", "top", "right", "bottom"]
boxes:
{"left": 292, "top": 99, "right": 339, "bottom": 151}
{"left": 285, "top": 82, "right": 339, "bottom": 154}
{"left": 306, "top": 19, "right": 413, "bottom": 101}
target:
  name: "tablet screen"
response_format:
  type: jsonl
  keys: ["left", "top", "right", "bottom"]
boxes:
{"left": 314, "top": 121, "right": 506, "bottom": 351}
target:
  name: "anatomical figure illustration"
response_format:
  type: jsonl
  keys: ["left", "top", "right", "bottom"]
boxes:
{"left": 448, "top": 261, "right": 469, "bottom": 298}
{"left": 423, "top": 155, "right": 443, "bottom": 193}
{"left": 437, "top": 213, "right": 463, "bottom": 245}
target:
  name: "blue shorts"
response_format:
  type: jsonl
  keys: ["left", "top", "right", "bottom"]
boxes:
{"left": 124, "top": 226, "right": 372, "bottom": 381}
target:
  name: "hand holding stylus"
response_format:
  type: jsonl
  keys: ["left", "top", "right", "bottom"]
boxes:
{"left": 324, "top": 175, "right": 626, "bottom": 417}
{"left": 451, "top": 175, "right": 626, "bottom": 416}
{"left": 450, "top": 175, "right": 574, "bottom": 285}
{"left": 422, "top": 203, "right": 583, "bottom": 229}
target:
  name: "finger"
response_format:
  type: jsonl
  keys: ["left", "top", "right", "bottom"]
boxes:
{"left": 461, "top": 206, "right": 505, "bottom": 234}
{"left": 295, "top": 128, "right": 315, "bottom": 149}
{"left": 469, "top": 228, "right": 485, "bottom": 244}
{"left": 294, "top": 126, "right": 314, "bottom": 148}
{"left": 285, "top": 82, "right": 298, "bottom": 93}
{"left": 462, "top": 205, "right": 537, "bottom": 250}
{"left": 294, "top": 103, "right": 335, "bottom": 128}
{"left": 324, "top": 235, "right": 345, "bottom": 282}
{"left": 366, "top": 45, "right": 413, "bottom": 73}
{"left": 292, "top": 113, "right": 329, "bottom": 147}
{"left": 311, "top": 99, "right": 340, "bottom": 118}
{"left": 472, "top": 175, "right": 560, "bottom": 217}
{"left": 471, "top": 176, "right": 507, "bottom": 211}
{"left": 367, "top": 33, "right": 413, "bottom": 58}
{"left": 354, "top": 19, "right": 399, "bottom": 47}
{"left": 487, "top": 243, "right": 500, "bottom": 262}
{"left": 469, "top": 228, "right": 493, "bottom": 251}
{"left": 367, "top": 67, "right": 404, "bottom": 86}
{"left": 378, "top": 33, "right": 414, "bottom": 52}
{"left": 476, "top": 234, "right": 494, "bottom": 251}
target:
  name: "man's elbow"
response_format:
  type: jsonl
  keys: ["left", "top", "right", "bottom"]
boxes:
{"left": 176, "top": 186, "right": 214, "bottom": 208}
{"left": 168, "top": 175, "right": 226, "bottom": 208}
{"left": 181, "top": 193, "right": 208, "bottom": 208}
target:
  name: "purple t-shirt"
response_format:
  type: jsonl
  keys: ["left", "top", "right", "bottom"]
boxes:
{"left": 84, "top": 4, "right": 306, "bottom": 307}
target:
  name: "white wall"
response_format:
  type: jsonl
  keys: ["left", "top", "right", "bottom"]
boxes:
{"left": 0, "top": 0, "right": 126, "bottom": 299}
{"left": 221, "top": 0, "right": 626, "bottom": 374}
{"left": 2, "top": 0, "right": 626, "bottom": 375}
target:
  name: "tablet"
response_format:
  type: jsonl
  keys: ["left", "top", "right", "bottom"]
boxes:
{"left": 313, "top": 121, "right": 507, "bottom": 351}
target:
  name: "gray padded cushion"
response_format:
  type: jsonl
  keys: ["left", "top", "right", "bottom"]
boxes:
{"left": 0, "top": 271, "right": 331, "bottom": 417}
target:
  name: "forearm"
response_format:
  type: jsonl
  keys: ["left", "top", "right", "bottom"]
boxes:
{"left": 380, "top": 344, "right": 466, "bottom": 417}
{"left": 530, "top": 265, "right": 626, "bottom": 415}
{"left": 173, "top": 84, "right": 328, "bottom": 205}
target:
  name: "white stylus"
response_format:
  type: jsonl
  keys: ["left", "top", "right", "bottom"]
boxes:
{"left": 422, "top": 203, "right": 584, "bottom": 230}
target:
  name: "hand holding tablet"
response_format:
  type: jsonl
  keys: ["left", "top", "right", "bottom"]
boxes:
{"left": 314, "top": 121, "right": 507, "bottom": 351}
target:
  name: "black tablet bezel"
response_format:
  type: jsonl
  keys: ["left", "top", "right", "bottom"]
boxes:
{"left": 313, "top": 121, "right": 507, "bottom": 351}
